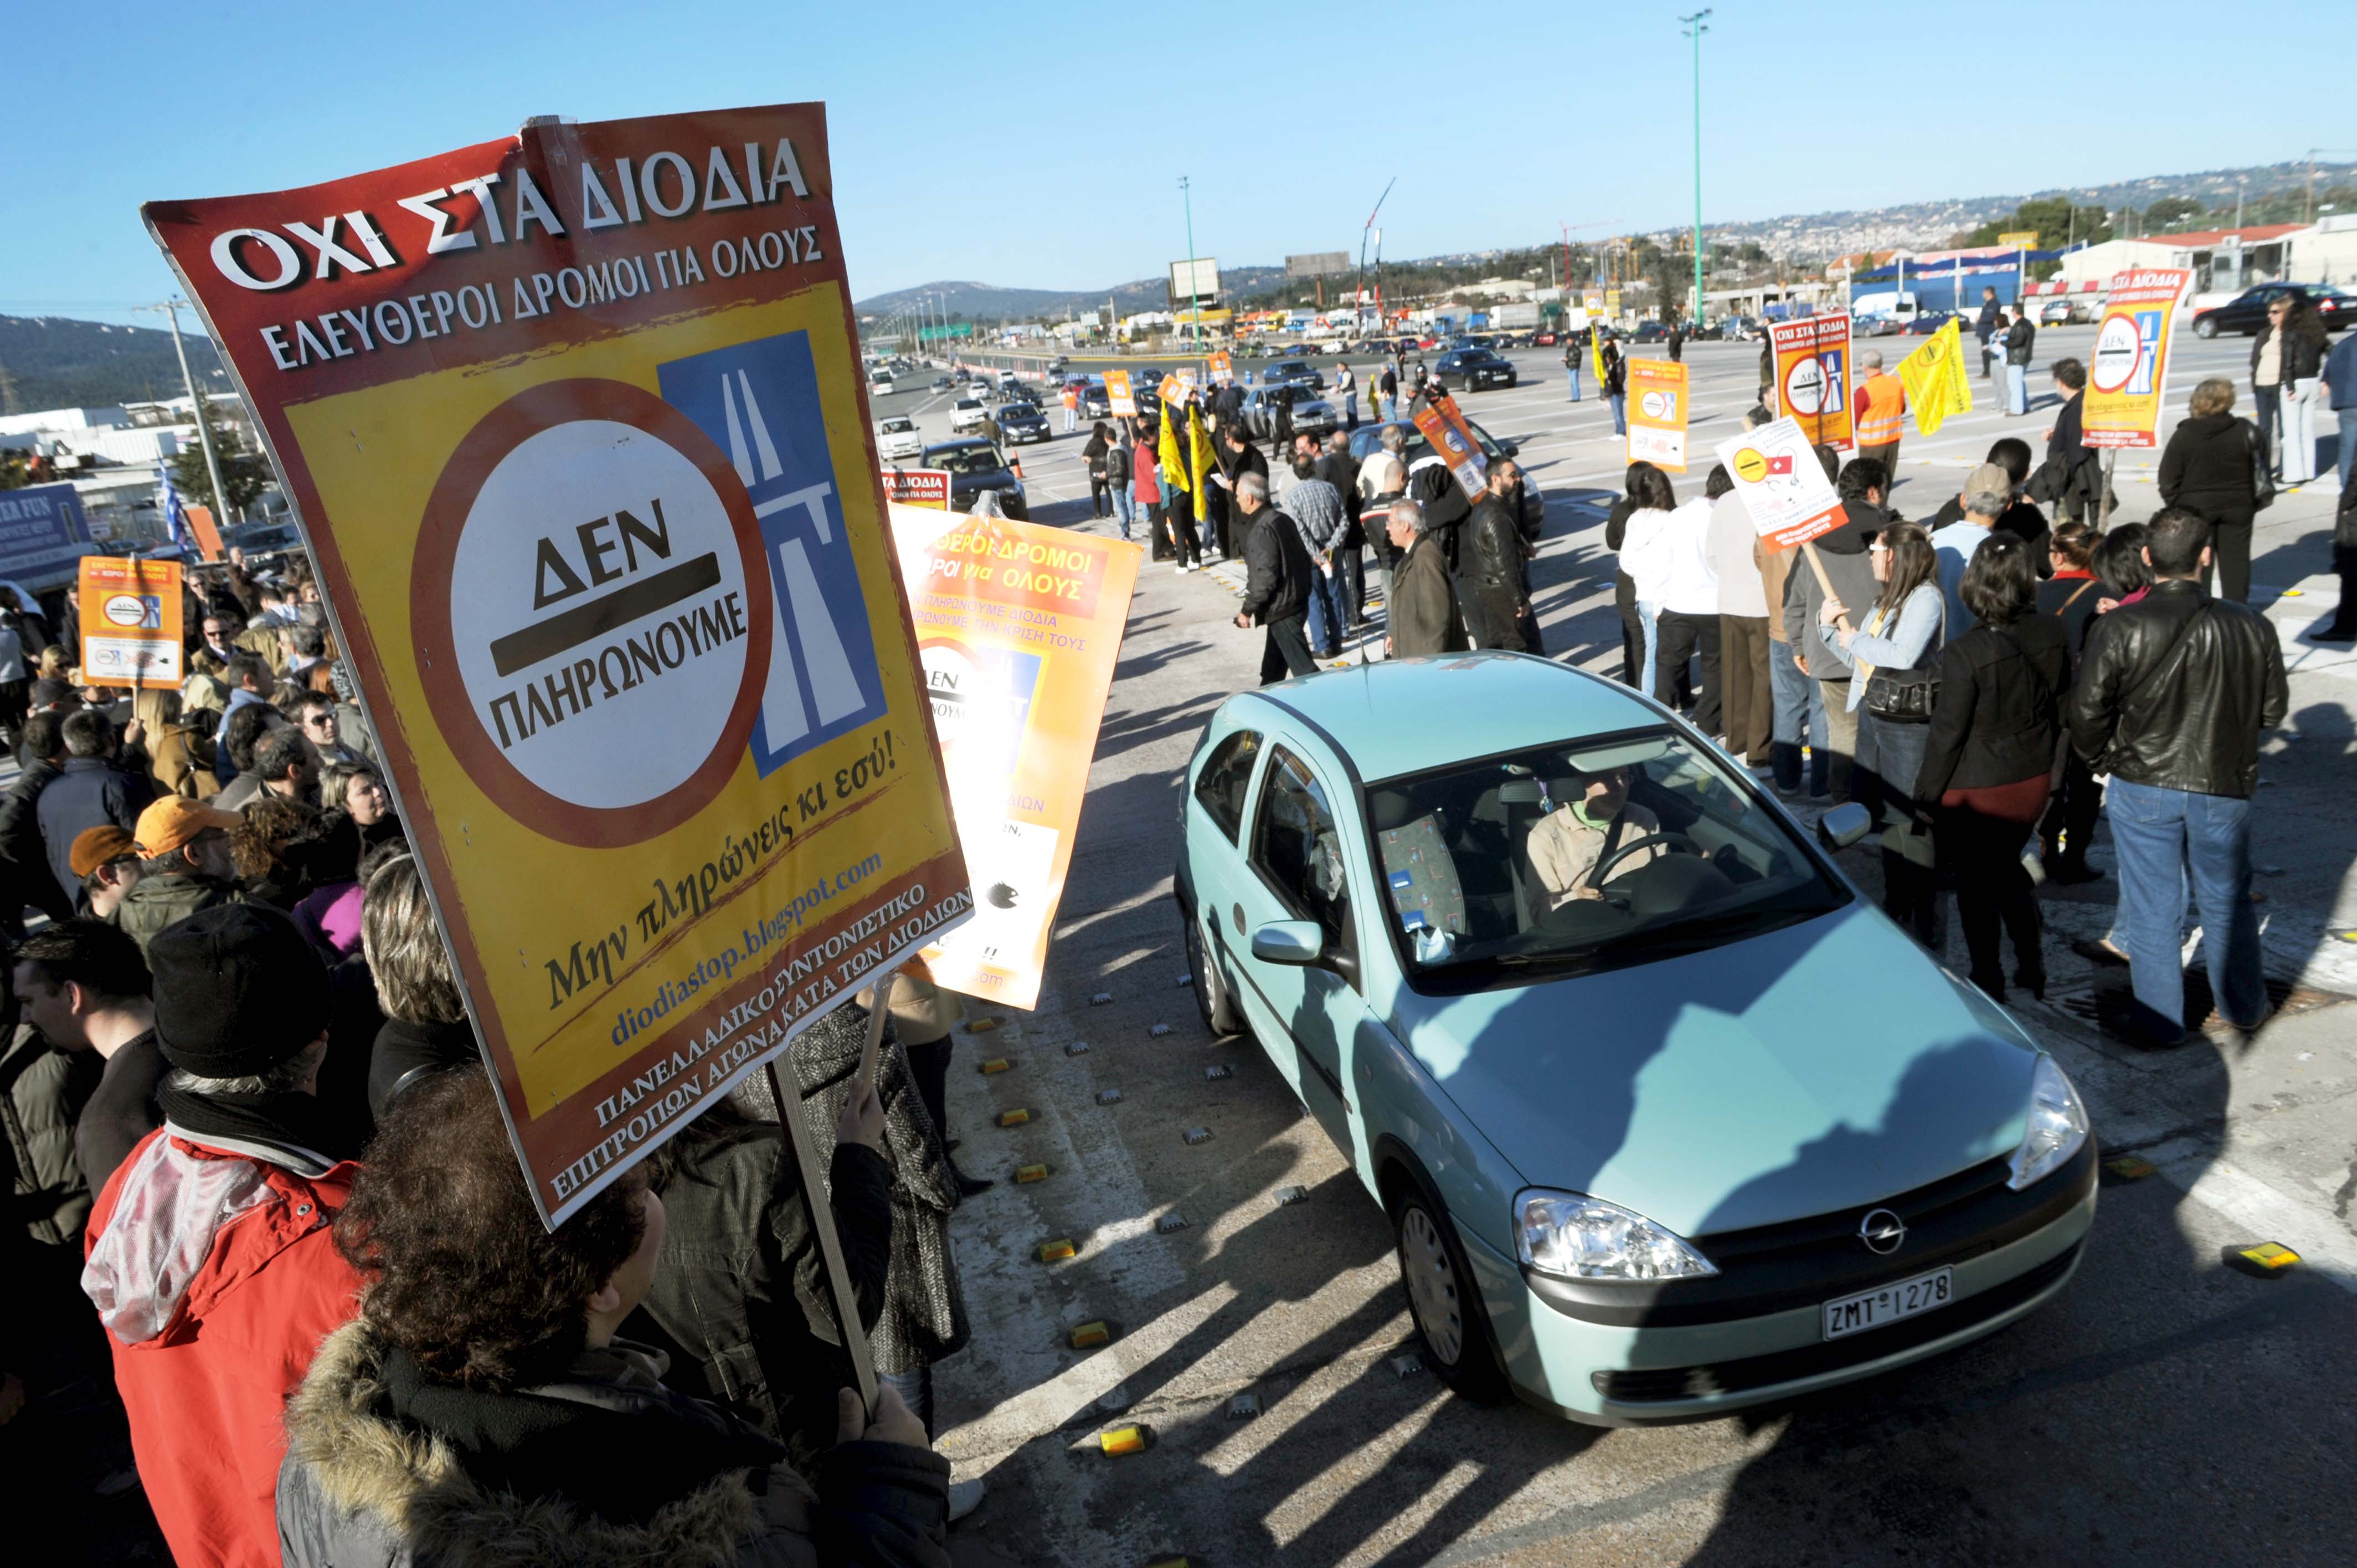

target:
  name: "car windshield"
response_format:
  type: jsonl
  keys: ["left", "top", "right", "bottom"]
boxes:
{"left": 955, "top": 399, "right": 980, "bottom": 409}
{"left": 1000, "top": 406, "right": 1034, "bottom": 418}
{"left": 927, "top": 445, "right": 1006, "bottom": 476}
{"left": 1365, "top": 729, "right": 1845, "bottom": 990}
{"left": 881, "top": 419, "right": 913, "bottom": 432}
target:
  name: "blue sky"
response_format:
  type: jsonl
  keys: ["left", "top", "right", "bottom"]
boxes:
{"left": 4, "top": 0, "right": 2350, "bottom": 326}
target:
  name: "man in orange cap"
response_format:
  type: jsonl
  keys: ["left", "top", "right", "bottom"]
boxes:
{"left": 115, "top": 797, "right": 245, "bottom": 958}
{"left": 68, "top": 824, "right": 142, "bottom": 922}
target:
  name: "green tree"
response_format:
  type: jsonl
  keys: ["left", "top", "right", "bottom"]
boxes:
{"left": 2143, "top": 194, "right": 2203, "bottom": 231}
{"left": 168, "top": 399, "right": 269, "bottom": 518}
{"left": 1965, "top": 197, "right": 2113, "bottom": 251}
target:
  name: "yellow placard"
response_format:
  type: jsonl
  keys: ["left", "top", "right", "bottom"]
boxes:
{"left": 148, "top": 106, "right": 967, "bottom": 1224}
{"left": 1897, "top": 317, "right": 1973, "bottom": 437}
{"left": 2083, "top": 269, "right": 2193, "bottom": 450}
{"left": 1625, "top": 358, "right": 1690, "bottom": 472}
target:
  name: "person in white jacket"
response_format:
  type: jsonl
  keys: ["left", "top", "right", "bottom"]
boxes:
{"left": 1642, "top": 490, "right": 1722, "bottom": 731}
{"left": 1614, "top": 463, "right": 1681, "bottom": 700}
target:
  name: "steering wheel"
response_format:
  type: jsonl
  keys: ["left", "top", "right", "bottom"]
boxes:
{"left": 1586, "top": 832, "right": 1698, "bottom": 890}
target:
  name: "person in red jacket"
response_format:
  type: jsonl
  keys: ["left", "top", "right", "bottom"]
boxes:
{"left": 80, "top": 902, "right": 360, "bottom": 1568}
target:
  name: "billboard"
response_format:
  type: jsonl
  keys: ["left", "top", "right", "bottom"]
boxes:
{"left": 147, "top": 105, "right": 970, "bottom": 1225}
{"left": 888, "top": 503, "right": 1140, "bottom": 1008}
{"left": 1168, "top": 257, "right": 1221, "bottom": 306}
{"left": 0, "top": 482, "right": 95, "bottom": 586}
{"left": 1285, "top": 251, "right": 1350, "bottom": 279}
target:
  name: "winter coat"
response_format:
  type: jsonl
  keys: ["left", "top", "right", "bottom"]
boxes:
{"left": 84, "top": 1124, "right": 364, "bottom": 1568}
{"left": 1781, "top": 504, "right": 1883, "bottom": 683}
{"left": 2251, "top": 316, "right": 2327, "bottom": 383}
{"left": 1915, "top": 612, "right": 2070, "bottom": 798}
{"left": 1082, "top": 429, "right": 1109, "bottom": 478}
{"left": 3, "top": 1022, "right": 100, "bottom": 1246}
{"left": 147, "top": 716, "right": 223, "bottom": 800}
{"left": 1104, "top": 441, "right": 1133, "bottom": 487}
{"left": 2158, "top": 411, "right": 2263, "bottom": 528}
{"left": 2004, "top": 317, "right": 2036, "bottom": 367}
{"left": 785, "top": 1005, "right": 965, "bottom": 1379}
{"left": 0, "top": 756, "right": 70, "bottom": 919}
{"left": 116, "top": 870, "right": 246, "bottom": 958}
{"left": 638, "top": 1106, "right": 895, "bottom": 1458}
{"left": 274, "top": 1320, "right": 951, "bottom": 1568}
{"left": 1462, "top": 494, "right": 1533, "bottom": 651}
{"left": 365, "top": 1016, "right": 478, "bottom": 1121}
{"left": 1241, "top": 506, "right": 1313, "bottom": 627}
{"left": 2068, "top": 579, "right": 2289, "bottom": 798}
{"left": 39, "top": 755, "right": 155, "bottom": 905}
{"left": 1388, "top": 532, "right": 1469, "bottom": 658}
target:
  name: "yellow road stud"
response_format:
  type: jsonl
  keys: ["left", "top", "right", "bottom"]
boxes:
{"left": 1098, "top": 1425, "right": 1147, "bottom": 1456}
{"left": 1069, "top": 1320, "right": 1111, "bottom": 1349}
{"left": 1015, "top": 1163, "right": 1051, "bottom": 1184}
{"left": 997, "top": 1108, "right": 1031, "bottom": 1127}
{"left": 2236, "top": 1242, "right": 2299, "bottom": 1272}
{"left": 1036, "top": 1238, "right": 1077, "bottom": 1262}
{"left": 979, "top": 1058, "right": 1012, "bottom": 1074}
{"left": 2103, "top": 1155, "right": 2157, "bottom": 1181}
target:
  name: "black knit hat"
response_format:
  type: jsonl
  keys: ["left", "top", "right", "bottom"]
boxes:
{"left": 151, "top": 903, "right": 331, "bottom": 1078}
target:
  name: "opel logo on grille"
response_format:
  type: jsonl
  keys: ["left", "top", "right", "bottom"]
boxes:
{"left": 1857, "top": 1209, "right": 1907, "bottom": 1255}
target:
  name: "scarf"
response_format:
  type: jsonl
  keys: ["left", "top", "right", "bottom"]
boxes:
{"left": 157, "top": 1083, "right": 347, "bottom": 1176}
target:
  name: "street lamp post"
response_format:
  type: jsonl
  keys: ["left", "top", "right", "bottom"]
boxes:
{"left": 1180, "top": 175, "right": 1200, "bottom": 355}
{"left": 1679, "top": 10, "right": 1711, "bottom": 330}
{"left": 138, "top": 299, "right": 234, "bottom": 527}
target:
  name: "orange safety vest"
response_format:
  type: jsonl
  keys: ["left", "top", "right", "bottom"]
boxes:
{"left": 1856, "top": 372, "right": 1906, "bottom": 445}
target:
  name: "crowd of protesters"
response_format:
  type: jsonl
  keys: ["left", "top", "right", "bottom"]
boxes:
{"left": 0, "top": 544, "right": 965, "bottom": 1564}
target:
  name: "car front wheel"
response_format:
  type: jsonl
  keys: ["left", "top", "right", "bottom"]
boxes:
{"left": 2194, "top": 316, "right": 2219, "bottom": 339}
{"left": 1182, "top": 904, "right": 1242, "bottom": 1036}
{"left": 1392, "top": 1189, "right": 1505, "bottom": 1400}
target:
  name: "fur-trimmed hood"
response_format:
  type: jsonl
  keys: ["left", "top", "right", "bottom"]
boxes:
{"left": 277, "top": 1319, "right": 820, "bottom": 1568}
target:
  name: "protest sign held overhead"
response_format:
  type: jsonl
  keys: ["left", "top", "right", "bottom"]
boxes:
{"left": 1105, "top": 368, "right": 1136, "bottom": 416}
{"left": 1717, "top": 417, "right": 1844, "bottom": 550}
{"left": 79, "top": 556, "right": 183, "bottom": 685}
{"left": 1769, "top": 315, "right": 1853, "bottom": 451}
{"left": 1412, "top": 393, "right": 1487, "bottom": 500}
{"left": 1896, "top": 316, "right": 1972, "bottom": 436}
{"left": 2083, "top": 269, "right": 2193, "bottom": 450}
{"left": 1207, "top": 350, "right": 1233, "bottom": 385}
{"left": 889, "top": 502, "right": 1141, "bottom": 1008}
{"left": 146, "top": 104, "right": 969, "bottom": 1226}
{"left": 1625, "top": 358, "right": 1689, "bottom": 472}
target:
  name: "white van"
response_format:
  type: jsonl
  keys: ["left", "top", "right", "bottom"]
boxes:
{"left": 1848, "top": 290, "right": 1919, "bottom": 324}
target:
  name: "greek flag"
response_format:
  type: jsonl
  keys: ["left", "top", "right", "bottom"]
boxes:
{"left": 163, "top": 481, "right": 197, "bottom": 554}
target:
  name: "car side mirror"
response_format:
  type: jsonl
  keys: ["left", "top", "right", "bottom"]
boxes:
{"left": 1815, "top": 801, "right": 1873, "bottom": 850}
{"left": 1250, "top": 920, "right": 1325, "bottom": 966}
{"left": 1495, "top": 439, "right": 1520, "bottom": 457}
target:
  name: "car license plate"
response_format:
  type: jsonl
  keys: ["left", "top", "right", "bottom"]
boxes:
{"left": 1821, "top": 1266, "right": 1952, "bottom": 1341}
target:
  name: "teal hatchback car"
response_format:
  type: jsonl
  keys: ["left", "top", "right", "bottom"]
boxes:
{"left": 1175, "top": 654, "right": 2096, "bottom": 1423}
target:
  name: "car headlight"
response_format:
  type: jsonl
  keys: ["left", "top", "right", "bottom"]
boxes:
{"left": 1514, "top": 1190, "right": 1718, "bottom": 1281}
{"left": 2008, "top": 1055, "right": 2088, "bottom": 1190}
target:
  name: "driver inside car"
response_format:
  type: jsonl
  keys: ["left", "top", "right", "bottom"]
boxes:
{"left": 1522, "top": 766, "right": 1665, "bottom": 918}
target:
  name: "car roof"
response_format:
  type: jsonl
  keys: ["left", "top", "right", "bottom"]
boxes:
{"left": 1235, "top": 653, "right": 1656, "bottom": 783}
{"left": 924, "top": 438, "right": 996, "bottom": 454}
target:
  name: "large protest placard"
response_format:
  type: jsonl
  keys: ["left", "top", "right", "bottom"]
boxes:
{"left": 889, "top": 502, "right": 1140, "bottom": 1008}
{"left": 1105, "top": 369, "right": 1136, "bottom": 416}
{"left": 1717, "top": 418, "right": 1844, "bottom": 550}
{"left": 147, "top": 105, "right": 969, "bottom": 1225}
{"left": 1896, "top": 317, "right": 1972, "bottom": 436}
{"left": 1769, "top": 316, "right": 1854, "bottom": 451}
{"left": 79, "top": 555, "right": 183, "bottom": 685}
{"left": 2083, "top": 269, "right": 2193, "bottom": 450}
{"left": 1625, "top": 358, "right": 1690, "bottom": 472}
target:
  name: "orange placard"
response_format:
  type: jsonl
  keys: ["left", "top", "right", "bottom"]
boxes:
{"left": 1768, "top": 316, "right": 1854, "bottom": 452}
{"left": 183, "top": 503, "right": 225, "bottom": 562}
{"left": 1105, "top": 369, "right": 1136, "bottom": 416}
{"left": 1207, "top": 350, "right": 1233, "bottom": 385}
{"left": 78, "top": 555, "right": 184, "bottom": 686}
{"left": 1625, "top": 358, "right": 1690, "bottom": 472}
{"left": 888, "top": 502, "right": 1143, "bottom": 1008}
{"left": 1412, "top": 392, "right": 1487, "bottom": 499}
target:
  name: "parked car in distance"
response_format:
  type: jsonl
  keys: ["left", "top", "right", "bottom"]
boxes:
{"left": 1264, "top": 359, "right": 1325, "bottom": 392}
{"left": 1533, "top": 329, "right": 1561, "bottom": 347}
{"left": 931, "top": 375, "right": 953, "bottom": 392}
{"left": 922, "top": 439, "right": 1027, "bottom": 519}
{"left": 2038, "top": 298, "right": 2085, "bottom": 327}
{"left": 2190, "top": 282, "right": 2355, "bottom": 337}
{"left": 877, "top": 416, "right": 923, "bottom": 461}
{"left": 997, "top": 403, "right": 1051, "bottom": 443}
{"left": 1906, "top": 311, "right": 1962, "bottom": 336}
{"left": 949, "top": 397, "right": 988, "bottom": 432}
{"left": 1176, "top": 656, "right": 2096, "bottom": 1422}
{"left": 1434, "top": 347, "right": 1519, "bottom": 391}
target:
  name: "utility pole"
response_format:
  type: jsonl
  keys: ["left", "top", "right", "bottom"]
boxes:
{"left": 1679, "top": 9, "right": 1711, "bottom": 328}
{"left": 138, "top": 300, "right": 233, "bottom": 528}
{"left": 1180, "top": 175, "right": 1201, "bottom": 349}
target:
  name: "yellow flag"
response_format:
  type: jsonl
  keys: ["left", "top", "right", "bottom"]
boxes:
{"left": 1188, "top": 403, "right": 1217, "bottom": 525}
{"left": 1897, "top": 316, "right": 1973, "bottom": 436}
{"left": 1157, "top": 403, "right": 1188, "bottom": 499}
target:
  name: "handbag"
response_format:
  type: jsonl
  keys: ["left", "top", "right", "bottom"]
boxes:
{"left": 2246, "top": 419, "right": 2276, "bottom": 512}
{"left": 1859, "top": 604, "right": 1938, "bottom": 723}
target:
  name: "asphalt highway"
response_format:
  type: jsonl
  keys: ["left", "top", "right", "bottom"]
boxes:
{"left": 869, "top": 334, "right": 2357, "bottom": 1567}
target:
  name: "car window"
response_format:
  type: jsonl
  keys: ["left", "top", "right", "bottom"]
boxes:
{"left": 1250, "top": 745, "right": 1355, "bottom": 958}
{"left": 1365, "top": 728, "right": 1846, "bottom": 989}
{"left": 881, "top": 419, "right": 913, "bottom": 432}
{"left": 1193, "top": 729, "right": 1260, "bottom": 843}
{"left": 927, "top": 446, "right": 1006, "bottom": 476}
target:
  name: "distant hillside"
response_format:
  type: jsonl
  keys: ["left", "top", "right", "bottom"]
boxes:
{"left": 857, "top": 265, "right": 1289, "bottom": 324}
{"left": 0, "top": 314, "right": 233, "bottom": 414}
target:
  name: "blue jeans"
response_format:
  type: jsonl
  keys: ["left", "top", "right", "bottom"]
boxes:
{"left": 1769, "top": 640, "right": 1829, "bottom": 796}
{"left": 2252, "top": 384, "right": 2281, "bottom": 473}
{"left": 1304, "top": 561, "right": 1345, "bottom": 656}
{"left": 1343, "top": 390, "right": 1358, "bottom": 429}
{"left": 1634, "top": 599, "right": 1660, "bottom": 698}
{"left": 2337, "top": 404, "right": 2355, "bottom": 490}
{"left": 1110, "top": 488, "right": 1135, "bottom": 538}
{"left": 1566, "top": 367, "right": 1582, "bottom": 401}
{"left": 2107, "top": 777, "right": 2267, "bottom": 1036}
{"left": 1610, "top": 393, "right": 1628, "bottom": 435}
{"left": 2004, "top": 363, "right": 2027, "bottom": 416}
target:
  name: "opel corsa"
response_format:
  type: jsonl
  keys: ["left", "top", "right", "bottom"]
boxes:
{"left": 1174, "top": 655, "right": 2096, "bottom": 1422}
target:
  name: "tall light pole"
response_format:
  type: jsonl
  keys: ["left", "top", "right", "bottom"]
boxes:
{"left": 1180, "top": 175, "right": 1203, "bottom": 350}
{"left": 137, "top": 300, "right": 233, "bottom": 527}
{"left": 1679, "top": 9, "right": 1711, "bottom": 328}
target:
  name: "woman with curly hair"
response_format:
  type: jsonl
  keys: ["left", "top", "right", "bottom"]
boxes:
{"left": 275, "top": 1066, "right": 951, "bottom": 1566}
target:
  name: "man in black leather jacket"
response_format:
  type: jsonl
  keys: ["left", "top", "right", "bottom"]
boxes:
{"left": 1234, "top": 473, "right": 1315, "bottom": 684}
{"left": 2068, "top": 507, "right": 2288, "bottom": 1045}
{"left": 1462, "top": 460, "right": 1542, "bottom": 653}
